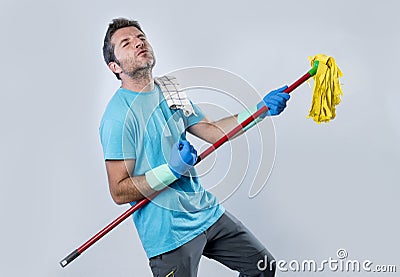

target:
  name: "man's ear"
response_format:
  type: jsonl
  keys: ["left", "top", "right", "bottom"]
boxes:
{"left": 108, "top": 62, "right": 123, "bottom": 75}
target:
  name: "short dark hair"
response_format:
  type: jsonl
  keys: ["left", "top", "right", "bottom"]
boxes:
{"left": 102, "top": 18, "right": 145, "bottom": 79}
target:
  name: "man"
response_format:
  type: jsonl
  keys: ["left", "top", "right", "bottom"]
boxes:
{"left": 100, "top": 18, "right": 289, "bottom": 277}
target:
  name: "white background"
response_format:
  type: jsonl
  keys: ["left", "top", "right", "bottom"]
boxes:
{"left": 0, "top": 0, "right": 399, "bottom": 276}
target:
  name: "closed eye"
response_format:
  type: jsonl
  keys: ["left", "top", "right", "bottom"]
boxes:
{"left": 119, "top": 38, "right": 130, "bottom": 48}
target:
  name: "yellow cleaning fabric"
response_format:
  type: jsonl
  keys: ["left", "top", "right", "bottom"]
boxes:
{"left": 308, "top": 54, "right": 343, "bottom": 123}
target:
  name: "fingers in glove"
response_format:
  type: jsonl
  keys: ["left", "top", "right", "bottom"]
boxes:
{"left": 277, "top": 92, "right": 290, "bottom": 101}
{"left": 276, "top": 85, "right": 288, "bottom": 92}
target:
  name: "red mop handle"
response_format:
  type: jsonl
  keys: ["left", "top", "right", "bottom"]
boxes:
{"left": 60, "top": 68, "right": 314, "bottom": 268}
{"left": 59, "top": 195, "right": 156, "bottom": 267}
{"left": 197, "top": 70, "right": 313, "bottom": 162}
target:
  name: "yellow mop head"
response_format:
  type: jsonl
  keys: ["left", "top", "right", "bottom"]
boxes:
{"left": 308, "top": 54, "right": 343, "bottom": 123}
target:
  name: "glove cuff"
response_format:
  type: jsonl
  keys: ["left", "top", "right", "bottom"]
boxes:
{"left": 237, "top": 105, "right": 264, "bottom": 131}
{"left": 145, "top": 164, "right": 178, "bottom": 191}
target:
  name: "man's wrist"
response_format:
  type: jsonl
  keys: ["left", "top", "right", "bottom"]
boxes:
{"left": 145, "top": 164, "right": 178, "bottom": 191}
{"left": 237, "top": 105, "right": 264, "bottom": 131}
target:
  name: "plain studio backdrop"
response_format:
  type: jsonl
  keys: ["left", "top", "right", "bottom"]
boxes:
{"left": 0, "top": 0, "right": 399, "bottom": 276}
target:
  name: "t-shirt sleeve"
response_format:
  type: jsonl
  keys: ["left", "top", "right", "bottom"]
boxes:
{"left": 99, "top": 119, "right": 136, "bottom": 160}
{"left": 185, "top": 101, "right": 205, "bottom": 128}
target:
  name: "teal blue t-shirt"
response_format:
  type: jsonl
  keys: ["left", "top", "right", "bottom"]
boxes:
{"left": 99, "top": 84, "right": 225, "bottom": 258}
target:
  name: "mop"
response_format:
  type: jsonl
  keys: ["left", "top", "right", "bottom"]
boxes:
{"left": 60, "top": 55, "right": 343, "bottom": 267}
{"left": 307, "top": 54, "right": 343, "bottom": 123}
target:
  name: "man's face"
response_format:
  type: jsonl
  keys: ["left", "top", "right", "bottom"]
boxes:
{"left": 110, "top": 26, "right": 155, "bottom": 78}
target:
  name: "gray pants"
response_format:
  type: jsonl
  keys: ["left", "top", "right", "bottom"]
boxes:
{"left": 149, "top": 211, "right": 275, "bottom": 277}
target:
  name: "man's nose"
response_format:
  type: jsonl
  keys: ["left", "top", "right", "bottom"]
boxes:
{"left": 134, "top": 38, "right": 144, "bottom": 48}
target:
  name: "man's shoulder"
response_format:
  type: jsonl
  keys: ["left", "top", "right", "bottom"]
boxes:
{"left": 100, "top": 90, "right": 127, "bottom": 124}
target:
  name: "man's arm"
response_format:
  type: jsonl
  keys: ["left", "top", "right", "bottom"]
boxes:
{"left": 105, "top": 140, "right": 198, "bottom": 205}
{"left": 105, "top": 159, "right": 156, "bottom": 204}
{"left": 187, "top": 86, "right": 291, "bottom": 144}
{"left": 187, "top": 115, "right": 243, "bottom": 144}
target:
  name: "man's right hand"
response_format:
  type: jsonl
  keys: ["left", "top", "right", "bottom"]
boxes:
{"left": 168, "top": 139, "right": 198, "bottom": 178}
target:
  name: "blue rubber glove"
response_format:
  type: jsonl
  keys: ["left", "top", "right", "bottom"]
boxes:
{"left": 168, "top": 139, "right": 198, "bottom": 178}
{"left": 257, "top": 85, "right": 290, "bottom": 117}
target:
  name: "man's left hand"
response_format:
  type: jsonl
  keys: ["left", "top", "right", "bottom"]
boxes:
{"left": 257, "top": 85, "right": 290, "bottom": 117}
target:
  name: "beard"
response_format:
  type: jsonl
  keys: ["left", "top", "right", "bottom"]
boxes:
{"left": 118, "top": 52, "right": 156, "bottom": 80}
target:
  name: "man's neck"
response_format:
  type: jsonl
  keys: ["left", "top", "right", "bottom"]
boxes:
{"left": 121, "top": 73, "right": 154, "bottom": 92}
